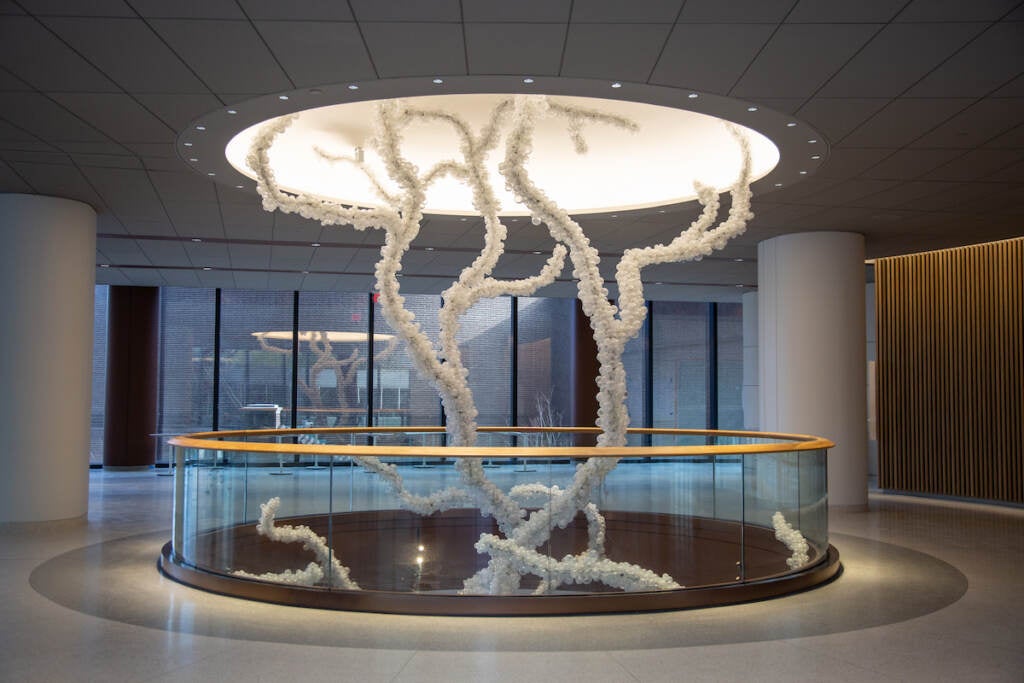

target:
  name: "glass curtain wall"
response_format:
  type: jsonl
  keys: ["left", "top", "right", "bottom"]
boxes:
{"left": 372, "top": 294, "right": 442, "bottom": 427}
{"left": 89, "top": 285, "right": 109, "bottom": 465}
{"left": 716, "top": 302, "right": 744, "bottom": 430}
{"left": 459, "top": 298, "right": 513, "bottom": 427}
{"left": 516, "top": 297, "right": 574, "bottom": 430}
{"left": 652, "top": 302, "right": 710, "bottom": 429}
{"left": 217, "top": 290, "right": 295, "bottom": 430}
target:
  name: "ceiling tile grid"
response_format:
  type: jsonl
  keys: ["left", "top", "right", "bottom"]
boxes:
{"left": 0, "top": 3, "right": 1018, "bottom": 293}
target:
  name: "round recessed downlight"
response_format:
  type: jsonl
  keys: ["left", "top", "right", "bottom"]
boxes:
{"left": 225, "top": 94, "right": 780, "bottom": 216}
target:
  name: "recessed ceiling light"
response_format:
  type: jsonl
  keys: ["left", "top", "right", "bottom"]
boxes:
{"left": 207, "top": 172, "right": 215, "bottom": 176}
{"left": 658, "top": 209, "right": 666, "bottom": 213}
{"left": 460, "top": 217, "right": 467, "bottom": 221}
{"left": 522, "top": 77, "right": 534, "bottom": 84}
{"left": 235, "top": 184, "right": 243, "bottom": 189}
{"left": 432, "top": 78, "right": 443, "bottom": 84}
{"left": 734, "top": 258, "right": 744, "bottom": 262}
{"left": 611, "top": 82, "right": 622, "bottom": 88}
{"left": 227, "top": 109, "right": 237, "bottom": 114}
{"left": 811, "top": 154, "right": 821, "bottom": 160}
{"left": 774, "top": 182, "right": 783, "bottom": 187}
{"left": 308, "top": 88, "right": 322, "bottom": 95}
{"left": 799, "top": 170, "right": 808, "bottom": 175}
{"left": 278, "top": 95, "right": 289, "bottom": 101}
{"left": 195, "top": 125, "right": 206, "bottom": 131}
{"left": 191, "top": 238, "right": 202, "bottom": 242}
{"left": 688, "top": 93, "right": 699, "bottom": 99}
{"left": 532, "top": 251, "right": 542, "bottom": 255}
{"left": 747, "top": 106, "right": 758, "bottom": 112}
{"left": 654, "top": 282, "right": 663, "bottom": 285}
{"left": 786, "top": 122, "right": 797, "bottom": 127}
{"left": 302, "top": 270, "right": 309, "bottom": 274}
{"left": 425, "top": 246, "right": 435, "bottom": 251}
{"left": 202, "top": 267, "right": 212, "bottom": 271}
{"left": 735, "top": 284, "right": 745, "bottom": 288}
{"left": 611, "top": 214, "right": 618, "bottom": 218}
{"left": 183, "top": 142, "right": 193, "bottom": 147}
{"left": 348, "top": 84, "right": 359, "bottom": 90}
{"left": 807, "top": 139, "right": 817, "bottom": 144}
{"left": 311, "top": 242, "right": 320, "bottom": 247}
{"left": 99, "top": 264, "right": 110, "bottom": 268}
{"left": 189, "top": 157, "right": 198, "bottom": 162}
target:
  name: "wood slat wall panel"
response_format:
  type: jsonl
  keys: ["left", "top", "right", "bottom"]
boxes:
{"left": 877, "top": 238, "right": 1023, "bottom": 504}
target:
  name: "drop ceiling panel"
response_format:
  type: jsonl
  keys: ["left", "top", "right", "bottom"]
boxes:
{"left": 228, "top": 243, "right": 272, "bottom": 269}
{"left": 95, "top": 268, "right": 132, "bottom": 285}
{"left": 908, "top": 22, "right": 1024, "bottom": 97}
{"left": 359, "top": 23, "right": 466, "bottom": 78}
{"left": 148, "top": 170, "right": 218, "bottom": 203}
{"left": 788, "top": 0, "right": 905, "bottom": 22}
{"left": 465, "top": 23, "right": 566, "bottom": 76}
{"left": 18, "top": 0, "right": 135, "bottom": 16}
{"left": 48, "top": 93, "right": 174, "bottom": 142}
{"left": 334, "top": 274, "right": 374, "bottom": 291}
{"left": 184, "top": 241, "right": 231, "bottom": 267}
{"left": 299, "top": 273, "right": 339, "bottom": 291}
{"left": 71, "top": 153, "right": 142, "bottom": 169}
{"left": 925, "top": 149, "right": 1023, "bottom": 181}
{"left": 862, "top": 149, "right": 965, "bottom": 180}
{"left": 462, "top": 0, "right": 571, "bottom": 23}
{"left": 0, "top": 92, "right": 107, "bottom": 141}
{"left": 817, "top": 23, "right": 986, "bottom": 98}
{"left": 561, "top": 24, "right": 672, "bottom": 81}
{"left": 677, "top": 0, "right": 792, "bottom": 23}
{"left": 137, "top": 239, "right": 192, "bottom": 267}
{"left": 349, "top": 0, "right": 461, "bottom": 22}
{"left": 41, "top": 17, "right": 210, "bottom": 94}
{"left": 0, "top": 16, "right": 119, "bottom": 92}
{"left": 134, "top": 94, "right": 223, "bottom": 132}
{"left": 309, "top": 247, "right": 356, "bottom": 270}
{"left": 163, "top": 202, "right": 224, "bottom": 238}
{"left": 0, "top": 69, "right": 30, "bottom": 90}
{"left": 650, "top": 24, "right": 774, "bottom": 92}
{"left": 911, "top": 98, "right": 1024, "bottom": 149}
{"left": 240, "top": 0, "right": 354, "bottom": 21}
{"left": 895, "top": 0, "right": 1020, "bottom": 22}
{"left": 839, "top": 98, "right": 973, "bottom": 148}
{"left": 794, "top": 98, "right": 890, "bottom": 142}
{"left": 571, "top": 0, "right": 682, "bottom": 23}
{"left": 267, "top": 271, "right": 305, "bottom": 290}
{"left": 0, "top": 159, "right": 32, "bottom": 191}
{"left": 130, "top": 0, "right": 246, "bottom": 19}
{"left": 196, "top": 268, "right": 236, "bottom": 287}
{"left": 254, "top": 21, "right": 375, "bottom": 87}
{"left": 12, "top": 161, "right": 104, "bottom": 206}
{"left": 96, "top": 236, "right": 149, "bottom": 264}
{"left": 273, "top": 212, "right": 322, "bottom": 242}
{"left": 158, "top": 268, "right": 202, "bottom": 287}
{"left": 148, "top": 19, "right": 292, "bottom": 94}
{"left": 270, "top": 245, "right": 314, "bottom": 269}
{"left": 816, "top": 148, "right": 893, "bottom": 179}
{"left": 221, "top": 203, "right": 273, "bottom": 240}
{"left": 231, "top": 271, "right": 269, "bottom": 290}
{"left": 732, "top": 23, "right": 881, "bottom": 98}
{"left": 853, "top": 180, "right": 959, "bottom": 209}
{"left": 54, "top": 141, "right": 128, "bottom": 155}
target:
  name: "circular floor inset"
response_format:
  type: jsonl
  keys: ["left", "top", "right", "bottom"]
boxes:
{"left": 29, "top": 531, "right": 966, "bottom": 651}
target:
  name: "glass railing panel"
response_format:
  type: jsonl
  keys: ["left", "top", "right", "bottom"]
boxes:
{"left": 798, "top": 448, "right": 829, "bottom": 558}
{"left": 743, "top": 450, "right": 808, "bottom": 577}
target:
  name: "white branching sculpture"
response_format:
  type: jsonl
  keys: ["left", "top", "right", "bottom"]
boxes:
{"left": 772, "top": 511, "right": 810, "bottom": 569}
{"left": 242, "top": 95, "right": 757, "bottom": 594}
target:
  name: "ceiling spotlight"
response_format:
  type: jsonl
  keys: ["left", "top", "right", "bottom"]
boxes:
{"left": 522, "top": 77, "right": 534, "bottom": 84}
{"left": 735, "top": 284, "right": 745, "bottom": 288}
{"left": 348, "top": 84, "right": 359, "bottom": 90}
{"left": 734, "top": 258, "right": 744, "bottom": 262}
{"left": 688, "top": 93, "right": 699, "bottom": 99}
{"left": 774, "top": 182, "right": 783, "bottom": 187}
{"left": 202, "top": 267, "right": 212, "bottom": 271}
{"left": 188, "top": 157, "right": 198, "bottom": 162}
{"left": 460, "top": 217, "right": 467, "bottom": 221}
{"left": 658, "top": 209, "right": 666, "bottom": 213}
{"left": 425, "top": 246, "right": 435, "bottom": 251}
{"left": 207, "top": 172, "right": 216, "bottom": 176}
{"left": 227, "top": 109, "right": 237, "bottom": 114}
{"left": 183, "top": 142, "right": 193, "bottom": 147}
{"left": 311, "top": 242, "right": 320, "bottom": 247}
{"left": 786, "top": 122, "right": 797, "bottom": 127}
{"left": 799, "top": 170, "right": 808, "bottom": 175}
{"left": 99, "top": 264, "right": 110, "bottom": 268}
{"left": 611, "top": 82, "right": 622, "bottom": 88}
{"left": 432, "top": 78, "right": 443, "bottom": 84}
{"left": 278, "top": 95, "right": 289, "bottom": 101}
{"left": 235, "top": 184, "right": 243, "bottom": 189}
{"left": 195, "top": 125, "right": 206, "bottom": 131}
{"left": 532, "top": 251, "right": 542, "bottom": 255}
{"left": 654, "top": 282, "right": 663, "bottom": 286}
{"left": 807, "top": 139, "right": 817, "bottom": 144}
{"left": 191, "top": 238, "right": 202, "bottom": 243}
{"left": 747, "top": 106, "right": 758, "bottom": 112}
{"left": 811, "top": 154, "right": 821, "bottom": 160}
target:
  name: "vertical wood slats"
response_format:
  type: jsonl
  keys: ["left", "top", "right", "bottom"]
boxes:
{"left": 876, "top": 238, "right": 1023, "bottom": 504}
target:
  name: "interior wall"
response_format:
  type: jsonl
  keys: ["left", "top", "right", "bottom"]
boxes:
{"left": 876, "top": 238, "right": 1023, "bottom": 504}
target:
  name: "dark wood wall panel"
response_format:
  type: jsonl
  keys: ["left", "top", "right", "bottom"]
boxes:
{"left": 877, "top": 238, "right": 1023, "bottom": 504}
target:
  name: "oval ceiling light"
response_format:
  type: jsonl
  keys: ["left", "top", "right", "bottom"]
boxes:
{"left": 225, "top": 94, "right": 780, "bottom": 216}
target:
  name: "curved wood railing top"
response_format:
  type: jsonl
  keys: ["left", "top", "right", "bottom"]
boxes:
{"left": 169, "top": 426, "right": 834, "bottom": 459}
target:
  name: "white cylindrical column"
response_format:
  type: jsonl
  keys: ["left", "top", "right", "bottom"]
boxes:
{"left": 741, "top": 291, "right": 759, "bottom": 430}
{"left": 759, "top": 232, "right": 867, "bottom": 508}
{"left": 0, "top": 194, "right": 96, "bottom": 523}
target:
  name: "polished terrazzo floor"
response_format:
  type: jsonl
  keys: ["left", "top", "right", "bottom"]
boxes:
{"left": 1, "top": 469, "right": 1022, "bottom": 682}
